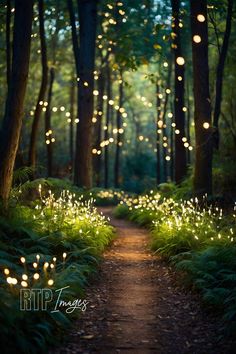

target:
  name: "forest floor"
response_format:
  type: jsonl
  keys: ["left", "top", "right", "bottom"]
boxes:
{"left": 53, "top": 207, "right": 234, "bottom": 354}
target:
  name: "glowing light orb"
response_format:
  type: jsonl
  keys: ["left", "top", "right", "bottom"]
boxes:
{"left": 197, "top": 14, "right": 205, "bottom": 22}
{"left": 176, "top": 57, "right": 185, "bottom": 65}
{"left": 203, "top": 122, "right": 210, "bottom": 129}
{"left": 193, "top": 35, "right": 201, "bottom": 43}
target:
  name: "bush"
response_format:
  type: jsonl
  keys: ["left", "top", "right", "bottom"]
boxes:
{"left": 114, "top": 192, "right": 236, "bottom": 336}
{"left": 174, "top": 246, "right": 236, "bottom": 335}
{"left": 0, "top": 186, "right": 114, "bottom": 353}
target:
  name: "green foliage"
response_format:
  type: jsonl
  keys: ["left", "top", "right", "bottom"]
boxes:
{"left": 0, "top": 187, "right": 114, "bottom": 353}
{"left": 13, "top": 166, "right": 35, "bottom": 185}
{"left": 114, "top": 191, "right": 236, "bottom": 336}
{"left": 91, "top": 188, "right": 130, "bottom": 206}
{"left": 213, "top": 155, "right": 236, "bottom": 200}
{"left": 113, "top": 203, "right": 130, "bottom": 219}
{"left": 174, "top": 246, "right": 236, "bottom": 335}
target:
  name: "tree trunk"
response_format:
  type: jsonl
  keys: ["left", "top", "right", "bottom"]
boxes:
{"left": 170, "top": 107, "right": 175, "bottom": 181}
{"left": 69, "top": 79, "right": 75, "bottom": 169}
{"left": 162, "top": 62, "right": 172, "bottom": 182}
{"left": 156, "top": 82, "right": 161, "bottom": 185}
{"left": 0, "top": 0, "right": 33, "bottom": 207}
{"left": 74, "top": 0, "right": 97, "bottom": 188}
{"left": 171, "top": 0, "right": 187, "bottom": 184}
{"left": 104, "top": 65, "right": 112, "bottom": 188}
{"left": 67, "top": 0, "right": 80, "bottom": 77}
{"left": 93, "top": 70, "right": 105, "bottom": 187}
{"left": 6, "top": 0, "right": 11, "bottom": 87}
{"left": 190, "top": 0, "right": 213, "bottom": 195}
{"left": 45, "top": 67, "right": 55, "bottom": 177}
{"left": 186, "top": 81, "right": 191, "bottom": 164}
{"left": 114, "top": 76, "right": 124, "bottom": 188}
{"left": 28, "top": 0, "right": 48, "bottom": 171}
{"left": 213, "top": 0, "right": 233, "bottom": 149}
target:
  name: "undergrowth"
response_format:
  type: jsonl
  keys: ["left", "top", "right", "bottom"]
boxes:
{"left": 0, "top": 184, "right": 114, "bottom": 353}
{"left": 114, "top": 191, "right": 236, "bottom": 336}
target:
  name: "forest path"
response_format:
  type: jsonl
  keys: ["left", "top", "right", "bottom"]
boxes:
{"left": 53, "top": 207, "right": 231, "bottom": 354}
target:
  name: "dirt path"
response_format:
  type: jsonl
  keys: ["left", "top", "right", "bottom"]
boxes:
{"left": 53, "top": 207, "right": 233, "bottom": 354}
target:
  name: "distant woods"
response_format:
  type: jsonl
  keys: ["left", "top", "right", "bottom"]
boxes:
{"left": 0, "top": 0, "right": 235, "bottom": 205}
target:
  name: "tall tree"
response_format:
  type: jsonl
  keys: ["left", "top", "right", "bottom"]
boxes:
{"left": 190, "top": 0, "right": 213, "bottom": 195}
{"left": 93, "top": 69, "right": 105, "bottom": 186}
{"left": 44, "top": 0, "right": 59, "bottom": 177}
{"left": 156, "top": 80, "right": 162, "bottom": 185}
{"left": 74, "top": 0, "right": 98, "bottom": 188}
{"left": 6, "top": 0, "right": 11, "bottom": 87}
{"left": 104, "top": 65, "right": 112, "bottom": 188}
{"left": 67, "top": 0, "right": 80, "bottom": 77}
{"left": 69, "top": 78, "right": 75, "bottom": 168}
{"left": 114, "top": 74, "right": 124, "bottom": 188}
{"left": 44, "top": 67, "right": 55, "bottom": 177}
{"left": 212, "top": 0, "right": 233, "bottom": 149}
{"left": 0, "top": 0, "right": 33, "bottom": 206}
{"left": 28, "top": 0, "right": 48, "bottom": 171}
{"left": 171, "top": 0, "right": 187, "bottom": 183}
{"left": 161, "top": 60, "right": 172, "bottom": 182}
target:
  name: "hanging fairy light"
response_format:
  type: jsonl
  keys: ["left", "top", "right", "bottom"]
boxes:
{"left": 197, "top": 14, "right": 205, "bottom": 22}
{"left": 193, "top": 35, "right": 201, "bottom": 43}
{"left": 176, "top": 57, "right": 185, "bottom": 65}
{"left": 203, "top": 122, "right": 210, "bottom": 129}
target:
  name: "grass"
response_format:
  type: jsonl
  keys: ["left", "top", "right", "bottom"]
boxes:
{"left": 0, "top": 184, "right": 114, "bottom": 353}
{"left": 114, "top": 191, "right": 236, "bottom": 336}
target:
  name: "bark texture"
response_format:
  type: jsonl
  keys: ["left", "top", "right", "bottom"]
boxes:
{"left": 28, "top": 0, "right": 48, "bottom": 170}
{"left": 190, "top": 0, "right": 213, "bottom": 195}
{"left": 74, "top": 0, "right": 98, "bottom": 188}
{"left": 0, "top": 0, "right": 33, "bottom": 206}
{"left": 171, "top": 0, "right": 187, "bottom": 183}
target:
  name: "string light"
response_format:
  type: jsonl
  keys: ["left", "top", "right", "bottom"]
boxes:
{"left": 176, "top": 57, "right": 185, "bottom": 65}
{"left": 203, "top": 122, "right": 210, "bottom": 129}
{"left": 193, "top": 35, "right": 201, "bottom": 43}
{"left": 197, "top": 14, "right": 205, "bottom": 22}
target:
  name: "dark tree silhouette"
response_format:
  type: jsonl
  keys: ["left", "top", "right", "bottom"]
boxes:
{"left": 6, "top": 0, "right": 11, "bottom": 87}
{"left": 93, "top": 69, "right": 105, "bottom": 187}
{"left": 213, "top": 0, "right": 233, "bottom": 149}
{"left": 190, "top": 0, "right": 213, "bottom": 195}
{"left": 156, "top": 80, "right": 161, "bottom": 185}
{"left": 104, "top": 65, "right": 112, "bottom": 188}
{"left": 0, "top": 0, "right": 33, "bottom": 206}
{"left": 28, "top": 0, "right": 48, "bottom": 172}
{"left": 44, "top": 67, "right": 55, "bottom": 177}
{"left": 114, "top": 74, "right": 124, "bottom": 188}
{"left": 171, "top": 0, "right": 187, "bottom": 183}
{"left": 69, "top": 78, "right": 75, "bottom": 167}
{"left": 74, "top": 0, "right": 98, "bottom": 188}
